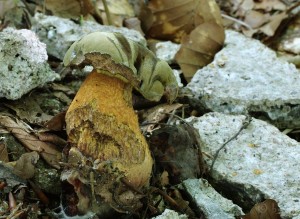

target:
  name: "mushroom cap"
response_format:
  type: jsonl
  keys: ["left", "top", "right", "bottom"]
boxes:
{"left": 63, "top": 31, "right": 178, "bottom": 102}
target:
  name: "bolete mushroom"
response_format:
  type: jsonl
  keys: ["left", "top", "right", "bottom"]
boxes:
{"left": 61, "top": 32, "right": 178, "bottom": 216}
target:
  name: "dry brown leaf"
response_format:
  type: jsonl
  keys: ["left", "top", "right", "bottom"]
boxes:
{"left": 143, "top": 0, "right": 225, "bottom": 81}
{"left": 0, "top": 115, "right": 61, "bottom": 169}
{"left": 0, "top": 0, "right": 16, "bottom": 19}
{"left": 144, "top": 0, "right": 223, "bottom": 43}
{"left": 43, "top": 111, "right": 66, "bottom": 131}
{"left": 254, "top": 0, "right": 286, "bottom": 11}
{"left": 45, "top": 0, "right": 94, "bottom": 19}
{"left": 242, "top": 199, "right": 281, "bottom": 219}
{"left": 0, "top": 141, "right": 9, "bottom": 162}
{"left": 12, "top": 152, "right": 39, "bottom": 180}
{"left": 50, "top": 83, "right": 76, "bottom": 96}
{"left": 140, "top": 103, "right": 183, "bottom": 133}
{"left": 144, "top": 0, "right": 198, "bottom": 42}
{"left": 96, "top": 0, "right": 134, "bottom": 26}
{"left": 160, "top": 171, "right": 170, "bottom": 187}
{"left": 241, "top": 0, "right": 255, "bottom": 11}
{"left": 4, "top": 95, "right": 52, "bottom": 125}
{"left": 0, "top": 163, "right": 26, "bottom": 192}
{"left": 244, "top": 10, "right": 270, "bottom": 29}
{"left": 175, "top": 22, "right": 225, "bottom": 81}
{"left": 142, "top": 0, "right": 225, "bottom": 81}
{"left": 259, "top": 12, "right": 288, "bottom": 36}
{"left": 149, "top": 124, "right": 204, "bottom": 184}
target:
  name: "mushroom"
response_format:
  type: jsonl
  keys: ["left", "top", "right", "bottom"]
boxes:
{"left": 62, "top": 32, "right": 178, "bottom": 216}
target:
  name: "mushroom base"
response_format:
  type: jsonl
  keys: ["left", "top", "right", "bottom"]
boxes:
{"left": 64, "top": 71, "right": 153, "bottom": 214}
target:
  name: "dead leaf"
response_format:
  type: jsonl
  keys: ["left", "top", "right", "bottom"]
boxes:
{"left": 53, "top": 91, "right": 72, "bottom": 104}
{"left": 0, "top": 163, "right": 26, "bottom": 193}
{"left": 45, "top": 0, "right": 94, "bottom": 19}
{"left": 12, "top": 152, "right": 39, "bottom": 180}
{"left": 175, "top": 22, "right": 225, "bottom": 81}
{"left": 0, "top": 115, "right": 61, "bottom": 169}
{"left": 50, "top": 83, "right": 76, "bottom": 96}
{"left": 0, "top": 141, "right": 9, "bottom": 162}
{"left": 142, "top": 0, "right": 225, "bottom": 81}
{"left": 0, "top": 0, "right": 16, "bottom": 19}
{"left": 160, "top": 171, "right": 169, "bottom": 187}
{"left": 259, "top": 12, "right": 288, "bottom": 36}
{"left": 242, "top": 199, "right": 282, "bottom": 219}
{"left": 96, "top": 0, "right": 134, "bottom": 26}
{"left": 149, "top": 124, "right": 204, "bottom": 184}
{"left": 254, "top": 0, "right": 286, "bottom": 11}
{"left": 1, "top": 0, "right": 30, "bottom": 28}
{"left": 140, "top": 103, "right": 183, "bottom": 133}
{"left": 241, "top": 0, "right": 255, "bottom": 12}
{"left": 4, "top": 95, "right": 52, "bottom": 125}
{"left": 36, "top": 132, "right": 67, "bottom": 148}
{"left": 43, "top": 111, "right": 66, "bottom": 131}
{"left": 144, "top": 0, "right": 224, "bottom": 43}
{"left": 244, "top": 10, "right": 270, "bottom": 29}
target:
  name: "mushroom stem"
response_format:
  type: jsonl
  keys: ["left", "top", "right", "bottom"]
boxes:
{"left": 66, "top": 70, "right": 153, "bottom": 188}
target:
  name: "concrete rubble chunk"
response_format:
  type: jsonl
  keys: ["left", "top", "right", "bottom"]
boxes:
{"left": 0, "top": 28, "right": 59, "bottom": 100}
{"left": 31, "top": 13, "right": 146, "bottom": 60}
{"left": 151, "top": 209, "right": 187, "bottom": 219}
{"left": 154, "top": 41, "right": 180, "bottom": 64}
{"left": 188, "top": 112, "right": 300, "bottom": 219}
{"left": 182, "top": 178, "right": 244, "bottom": 219}
{"left": 186, "top": 30, "right": 300, "bottom": 129}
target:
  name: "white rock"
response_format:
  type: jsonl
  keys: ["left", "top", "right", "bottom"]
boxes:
{"left": 154, "top": 41, "right": 180, "bottom": 64}
{"left": 173, "top": 69, "right": 183, "bottom": 88}
{"left": 151, "top": 209, "right": 187, "bottom": 219}
{"left": 183, "top": 179, "right": 244, "bottom": 219}
{"left": 187, "top": 30, "right": 300, "bottom": 129}
{"left": 31, "top": 13, "right": 146, "bottom": 60}
{"left": 0, "top": 28, "right": 59, "bottom": 100}
{"left": 280, "top": 37, "right": 300, "bottom": 54}
{"left": 188, "top": 112, "right": 300, "bottom": 218}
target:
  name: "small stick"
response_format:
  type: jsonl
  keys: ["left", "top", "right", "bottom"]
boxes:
{"left": 102, "top": 0, "right": 112, "bottom": 25}
{"left": 222, "top": 14, "right": 253, "bottom": 30}
{"left": 210, "top": 116, "right": 252, "bottom": 173}
{"left": 28, "top": 180, "right": 49, "bottom": 205}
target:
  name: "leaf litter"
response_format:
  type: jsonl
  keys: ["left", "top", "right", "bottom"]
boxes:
{"left": 1, "top": 0, "right": 298, "bottom": 218}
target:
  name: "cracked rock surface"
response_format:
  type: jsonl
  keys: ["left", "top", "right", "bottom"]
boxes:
{"left": 187, "top": 30, "right": 300, "bottom": 129}
{"left": 182, "top": 179, "right": 244, "bottom": 219}
{"left": 188, "top": 112, "right": 300, "bottom": 219}
{"left": 151, "top": 209, "right": 187, "bottom": 219}
{"left": 0, "top": 28, "right": 59, "bottom": 100}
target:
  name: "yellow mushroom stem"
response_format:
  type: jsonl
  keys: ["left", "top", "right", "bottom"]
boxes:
{"left": 66, "top": 70, "right": 153, "bottom": 188}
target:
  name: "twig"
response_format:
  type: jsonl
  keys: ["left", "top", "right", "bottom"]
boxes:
{"left": 221, "top": 13, "right": 253, "bottom": 30}
{"left": 286, "top": 1, "right": 300, "bottom": 14}
{"left": 6, "top": 203, "right": 23, "bottom": 219}
{"left": 102, "top": 0, "right": 112, "bottom": 25}
{"left": 210, "top": 115, "right": 252, "bottom": 173}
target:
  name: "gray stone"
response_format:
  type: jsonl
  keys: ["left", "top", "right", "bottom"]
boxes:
{"left": 173, "top": 69, "right": 183, "bottom": 88}
{"left": 154, "top": 41, "right": 180, "bottom": 64}
{"left": 31, "top": 13, "right": 146, "bottom": 60}
{"left": 0, "top": 28, "right": 59, "bottom": 100}
{"left": 182, "top": 179, "right": 244, "bottom": 219}
{"left": 186, "top": 30, "right": 300, "bottom": 129}
{"left": 151, "top": 209, "right": 187, "bottom": 219}
{"left": 188, "top": 112, "right": 300, "bottom": 218}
